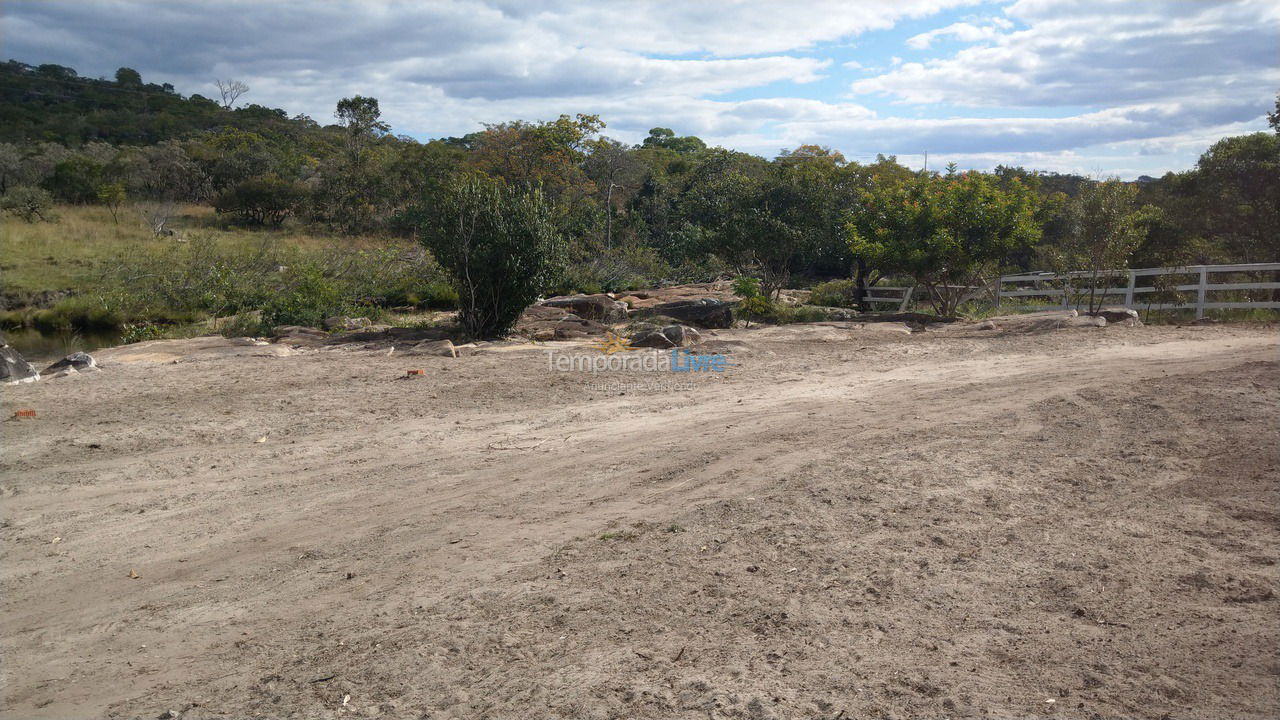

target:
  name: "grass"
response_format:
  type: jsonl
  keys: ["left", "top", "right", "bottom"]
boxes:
{"left": 1, "top": 204, "right": 454, "bottom": 336}
{"left": 0, "top": 204, "right": 407, "bottom": 298}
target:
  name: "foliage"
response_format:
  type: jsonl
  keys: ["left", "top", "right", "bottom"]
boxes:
{"left": 1, "top": 186, "right": 57, "bottom": 223}
{"left": 416, "top": 175, "right": 565, "bottom": 338}
{"left": 212, "top": 175, "right": 308, "bottom": 225}
{"left": 809, "top": 279, "right": 859, "bottom": 308}
{"left": 847, "top": 170, "right": 1041, "bottom": 316}
{"left": 1041, "top": 179, "right": 1157, "bottom": 313}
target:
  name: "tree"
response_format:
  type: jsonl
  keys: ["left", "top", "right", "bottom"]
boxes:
{"left": 1, "top": 186, "right": 56, "bottom": 222}
{"left": 212, "top": 175, "right": 307, "bottom": 226}
{"left": 96, "top": 181, "right": 126, "bottom": 223}
{"left": 848, "top": 171, "right": 1041, "bottom": 316}
{"left": 1189, "top": 133, "right": 1279, "bottom": 263}
{"left": 335, "top": 95, "right": 390, "bottom": 165}
{"left": 416, "top": 175, "right": 564, "bottom": 338}
{"left": 215, "top": 79, "right": 249, "bottom": 109}
{"left": 1046, "top": 179, "right": 1156, "bottom": 313}
{"left": 642, "top": 128, "right": 706, "bottom": 154}
{"left": 115, "top": 67, "right": 142, "bottom": 87}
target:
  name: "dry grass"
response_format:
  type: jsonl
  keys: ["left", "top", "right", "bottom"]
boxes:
{"left": 0, "top": 204, "right": 400, "bottom": 296}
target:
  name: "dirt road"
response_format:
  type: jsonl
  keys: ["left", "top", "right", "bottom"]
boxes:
{"left": 2, "top": 323, "right": 1277, "bottom": 719}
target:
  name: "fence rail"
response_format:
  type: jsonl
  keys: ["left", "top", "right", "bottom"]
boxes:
{"left": 995, "top": 263, "right": 1280, "bottom": 318}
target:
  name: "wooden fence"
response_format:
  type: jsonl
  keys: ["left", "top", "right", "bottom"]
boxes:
{"left": 994, "top": 263, "right": 1280, "bottom": 318}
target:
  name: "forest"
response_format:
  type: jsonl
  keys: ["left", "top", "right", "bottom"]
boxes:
{"left": 1, "top": 59, "right": 1277, "bottom": 337}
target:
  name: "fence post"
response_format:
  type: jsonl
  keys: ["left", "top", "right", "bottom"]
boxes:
{"left": 899, "top": 286, "right": 914, "bottom": 313}
{"left": 1196, "top": 266, "right": 1208, "bottom": 319}
{"left": 1124, "top": 270, "right": 1135, "bottom": 308}
{"left": 994, "top": 275, "right": 1002, "bottom": 308}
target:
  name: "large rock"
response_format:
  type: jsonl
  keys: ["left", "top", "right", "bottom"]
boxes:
{"left": 628, "top": 324, "right": 702, "bottom": 349}
{"left": 1088, "top": 307, "right": 1142, "bottom": 326}
{"left": 271, "top": 325, "right": 329, "bottom": 346}
{"left": 323, "top": 316, "right": 374, "bottom": 331}
{"left": 515, "top": 304, "right": 609, "bottom": 340}
{"left": 540, "top": 294, "right": 629, "bottom": 323}
{"left": 646, "top": 299, "right": 735, "bottom": 329}
{"left": 1, "top": 345, "right": 39, "bottom": 384}
{"left": 408, "top": 339, "right": 457, "bottom": 357}
{"left": 43, "top": 351, "right": 98, "bottom": 374}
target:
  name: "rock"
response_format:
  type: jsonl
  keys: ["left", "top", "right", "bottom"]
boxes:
{"left": 540, "top": 294, "right": 629, "bottom": 323}
{"left": 515, "top": 304, "right": 609, "bottom": 339}
{"left": 802, "top": 306, "right": 859, "bottom": 321}
{"left": 1089, "top": 307, "right": 1142, "bottom": 326}
{"left": 629, "top": 324, "right": 702, "bottom": 349}
{"left": 409, "top": 339, "right": 457, "bottom": 357}
{"left": 531, "top": 329, "right": 555, "bottom": 342}
{"left": 974, "top": 320, "right": 997, "bottom": 330}
{"left": 271, "top": 326, "right": 329, "bottom": 346}
{"left": 43, "top": 351, "right": 98, "bottom": 374}
{"left": 645, "top": 299, "right": 735, "bottom": 329}
{"left": 323, "top": 316, "right": 374, "bottom": 331}
{"left": 1, "top": 345, "right": 40, "bottom": 384}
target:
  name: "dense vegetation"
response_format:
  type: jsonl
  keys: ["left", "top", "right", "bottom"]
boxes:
{"left": 1, "top": 59, "right": 1276, "bottom": 336}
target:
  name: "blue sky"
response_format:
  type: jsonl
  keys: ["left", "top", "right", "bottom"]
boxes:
{"left": 3, "top": 0, "right": 1277, "bottom": 178}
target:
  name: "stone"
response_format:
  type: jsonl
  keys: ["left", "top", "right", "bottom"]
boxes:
{"left": 645, "top": 299, "right": 735, "bottom": 329}
{"left": 1, "top": 345, "right": 40, "bottom": 384}
{"left": 531, "top": 329, "right": 555, "bottom": 342}
{"left": 802, "top": 306, "right": 859, "bottom": 321}
{"left": 1089, "top": 307, "right": 1142, "bottom": 326}
{"left": 409, "top": 339, "right": 457, "bottom": 357}
{"left": 629, "top": 324, "right": 703, "bottom": 349}
{"left": 271, "top": 326, "right": 329, "bottom": 346}
{"left": 539, "top": 294, "right": 629, "bottom": 323}
{"left": 974, "top": 320, "right": 998, "bottom": 330}
{"left": 43, "top": 351, "right": 98, "bottom": 374}
{"left": 323, "top": 316, "right": 374, "bottom": 331}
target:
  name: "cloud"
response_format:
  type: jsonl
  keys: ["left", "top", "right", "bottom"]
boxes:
{"left": 0, "top": 0, "right": 1273, "bottom": 177}
{"left": 855, "top": 0, "right": 1280, "bottom": 107}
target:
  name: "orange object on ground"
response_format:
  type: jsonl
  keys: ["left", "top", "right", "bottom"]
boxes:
{"left": 406, "top": 369, "right": 425, "bottom": 376}
{"left": 13, "top": 409, "right": 37, "bottom": 418}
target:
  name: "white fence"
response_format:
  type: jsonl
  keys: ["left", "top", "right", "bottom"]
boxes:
{"left": 995, "top": 263, "right": 1280, "bottom": 318}
{"left": 862, "top": 285, "right": 915, "bottom": 311}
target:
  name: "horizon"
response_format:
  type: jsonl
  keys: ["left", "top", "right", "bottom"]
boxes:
{"left": 2, "top": 0, "right": 1277, "bottom": 180}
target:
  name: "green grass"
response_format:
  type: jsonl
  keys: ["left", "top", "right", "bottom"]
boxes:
{"left": 0, "top": 204, "right": 406, "bottom": 297}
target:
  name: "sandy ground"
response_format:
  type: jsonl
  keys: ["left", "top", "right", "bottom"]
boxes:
{"left": 1, "top": 322, "right": 1277, "bottom": 719}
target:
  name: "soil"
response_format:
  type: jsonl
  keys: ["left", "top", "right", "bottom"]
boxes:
{"left": 1, "top": 322, "right": 1277, "bottom": 719}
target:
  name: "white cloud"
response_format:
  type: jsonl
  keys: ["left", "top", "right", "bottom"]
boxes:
{"left": 0, "top": 0, "right": 1273, "bottom": 177}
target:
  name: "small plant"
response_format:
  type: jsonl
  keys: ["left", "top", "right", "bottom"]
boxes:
{"left": 809, "top": 279, "right": 858, "bottom": 308}
{"left": 732, "top": 275, "right": 773, "bottom": 327}
{"left": 599, "top": 530, "right": 638, "bottom": 542}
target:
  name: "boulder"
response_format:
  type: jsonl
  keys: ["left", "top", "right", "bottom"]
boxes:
{"left": 43, "top": 351, "right": 98, "bottom": 374}
{"left": 409, "top": 339, "right": 457, "bottom": 357}
{"left": 1, "top": 345, "right": 39, "bottom": 384}
{"left": 628, "top": 324, "right": 703, "bottom": 349}
{"left": 802, "top": 306, "right": 859, "bottom": 321}
{"left": 323, "top": 316, "right": 374, "bottom": 331}
{"left": 514, "top": 304, "right": 609, "bottom": 339}
{"left": 645, "top": 299, "right": 735, "bottom": 329}
{"left": 1089, "top": 307, "right": 1142, "bottom": 326}
{"left": 540, "top": 294, "right": 629, "bottom": 323}
{"left": 271, "top": 325, "right": 329, "bottom": 346}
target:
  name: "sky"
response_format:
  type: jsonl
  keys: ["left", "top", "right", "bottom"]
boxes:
{"left": 2, "top": 0, "right": 1277, "bottom": 178}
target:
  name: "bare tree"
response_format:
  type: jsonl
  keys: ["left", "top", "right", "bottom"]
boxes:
{"left": 215, "top": 79, "right": 249, "bottom": 109}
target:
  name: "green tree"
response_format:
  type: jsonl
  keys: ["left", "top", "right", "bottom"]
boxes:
{"left": 95, "top": 180, "right": 126, "bottom": 223}
{"left": 416, "top": 175, "right": 565, "bottom": 337}
{"left": 335, "top": 95, "right": 389, "bottom": 165}
{"left": 212, "top": 175, "right": 308, "bottom": 226}
{"left": 1, "top": 186, "right": 56, "bottom": 223}
{"left": 1045, "top": 179, "right": 1156, "bottom": 313}
{"left": 114, "top": 67, "right": 142, "bottom": 87}
{"left": 848, "top": 171, "right": 1041, "bottom": 316}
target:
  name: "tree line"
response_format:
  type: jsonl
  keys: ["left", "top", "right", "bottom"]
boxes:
{"left": 2, "top": 60, "right": 1277, "bottom": 335}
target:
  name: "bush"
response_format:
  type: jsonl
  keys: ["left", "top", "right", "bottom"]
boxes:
{"left": 809, "top": 279, "right": 858, "bottom": 308}
{"left": 1, "top": 186, "right": 57, "bottom": 223}
{"left": 212, "top": 175, "right": 308, "bottom": 226}
{"left": 417, "top": 176, "right": 564, "bottom": 338}
{"left": 259, "top": 263, "right": 344, "bottom": 329}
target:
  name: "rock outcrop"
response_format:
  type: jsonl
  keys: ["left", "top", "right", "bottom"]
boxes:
{"left": 539, "top": 294, "right": 629, "bottom": 323}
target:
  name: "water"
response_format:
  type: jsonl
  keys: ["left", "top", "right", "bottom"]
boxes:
{"left": 3, "top": 327, "right": 125, "bottom": 365}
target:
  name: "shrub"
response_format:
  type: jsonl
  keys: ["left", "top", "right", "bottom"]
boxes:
{"left": 212, "top": 175, "right": 308, "bottom": 226}
{"left": 260, "top": 263, "right": 344, "bottom": 329}
{"left": 809, "top": 279, "right": 858, "bottom": 308}
{"left": 416, "top": 175, "right": 564, "bottom": 338}
{"left": 1, "top": 186, "right": 57, "bottom": 223}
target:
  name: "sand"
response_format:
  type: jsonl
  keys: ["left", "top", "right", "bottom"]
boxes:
{"left": 2, "top": 322, "right": 1277, "bottom": 719}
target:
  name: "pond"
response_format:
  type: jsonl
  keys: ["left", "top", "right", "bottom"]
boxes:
{"left": 3, "top": 327, "right": 125, "bottom": 365}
